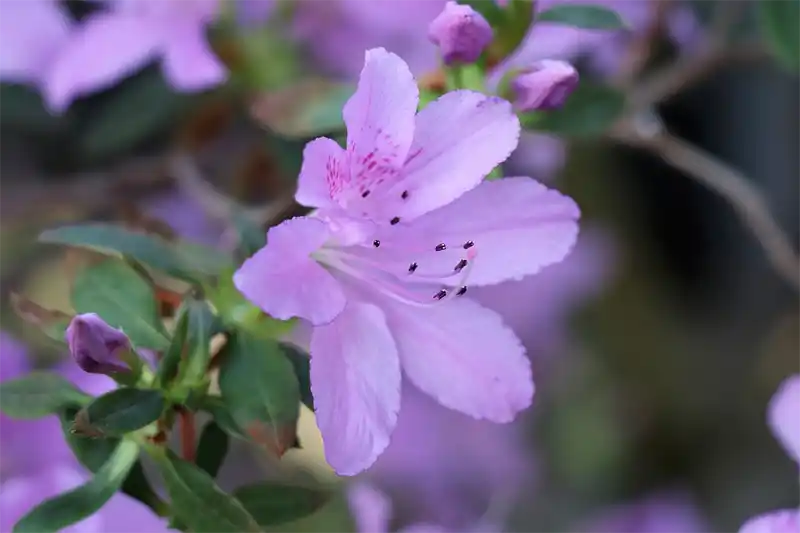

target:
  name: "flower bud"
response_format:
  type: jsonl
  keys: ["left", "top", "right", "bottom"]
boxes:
{"left": 65, "top": 313, "right": 132, "bottom": 375}
{"left": 512, "top": 60, "right": 579, "bottom": 112}
{"left": 428, "top": 1, "right": 493, "bottom": 65}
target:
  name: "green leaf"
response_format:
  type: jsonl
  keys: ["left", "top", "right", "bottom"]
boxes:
{"left": 39, "top": 223, "right": 232, "bottom": 282}
{"left": 234, "top": 484, "right": 329, "bottom": 527}
{"left": 536, "top": 4, "right": 627, "bottom": 30}
{"left": 59, "top": 407, "right": 167, "bottom": 517}
{"left": 759, "top": 0, "right": 800, "bottom": 71}
{"left": 459, "top": 0, "right": 506, "bottom": 26}
{"left": 71, "top": 259, "right": 170, "bottom": 350}
{"left": 0, "top": 83, "right": 63, "bottom": 134}
{"left": 522, "top": 83, "right": 626, "bottom": 137}
{"left": 231, "top": 211, "right": 266, "bottom": 259}
{"left": 196, "top": 421, "right": 230, "bottom": 478}
{"left": 175, "top": 299, "right": 218, "bottom": 387}
{"left": 155, "top": 451, "right": 261, "bottom": 533}
{"left": 281, "top": 344, "right": 313, "bottom": 411}
{"left": 0, "top": 372, "right": 89, "bottom": 419}
{"left": 251, "top": 79, "right": 352, "bottom": 137}
{"left": 490, "top": 0, "right": 536, "bottom": 59}
{"left": 14, "top": 440, "right": 139, "bottom": 533}
{"left": 77, "top": 68, "right": 185, "bottom": 162}
{"left": 156, "top": 305, "right": 190, "bottom": 387}
{"left": 81, "top": 388, "right": 166, "bottom": 437}
{"left": 218, "top": 332, "right": 301, "bottom": 456}
{"left": 200, "top": 396, "right": 250, "bottom": 440}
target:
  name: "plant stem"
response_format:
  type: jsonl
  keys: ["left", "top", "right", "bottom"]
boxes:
{"left": 178, "top": 408, "right": 197, "bottom": 462}
{"left": 610, "top": 123, "right": 800, "bottom": 291}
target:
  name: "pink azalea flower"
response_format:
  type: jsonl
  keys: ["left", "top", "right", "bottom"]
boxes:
{"left": 234, "top": 48, "right": 580, "bottom": 475}
{"left": 740, "top": 510, "right": 799, "bottom": 533}
{"left": 46, "top": 0, "right": 226, "bottom": 111}
{"left": 348, "top": 483, "right": 448, "bottom": 533}
{"left": 768, "top": 375, "right": 800, "bottom": 465}
{"left": 0, "top": 0, "right": 72, "bottom": 86}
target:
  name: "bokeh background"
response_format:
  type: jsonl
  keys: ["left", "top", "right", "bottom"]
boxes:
{"left": 0, "top": 1, "right": 798, "bottom": 532}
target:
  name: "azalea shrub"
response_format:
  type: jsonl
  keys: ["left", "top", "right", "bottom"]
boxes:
{"left": 1, "top": 0, "right": 798, "bottom": 532}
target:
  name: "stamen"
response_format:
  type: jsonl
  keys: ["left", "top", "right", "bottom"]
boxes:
{"left": 373, "top": 239, "right": 381, "bottom": 248}
{"left": 463, "top": 240, "right": 474, "bottom": 249}
{"left": 362, "top": 190, "right": 371, "bottom": 198}
{"left": 456, "top": 286, "right": 468, "bottom": 296}
{"left": 433, "top": 289, "right": 448, "bottom": 300}
{"left": 435, "top": 243, "right": 447, "bottom": 252}
{"left": 408, "top": 262, "right": 418, "bottom": 273}
{"left": 390, "top": 217, "right": 400, "bottom": 225}
{"left": 454, "top": 259, "right": 468, "bottom": 272}
{"left": 401, "top": 190, "right": 409, "bottom": 199}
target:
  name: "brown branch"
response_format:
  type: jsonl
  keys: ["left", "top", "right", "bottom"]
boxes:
{"left": 178, "top": 408, "right": 197, "bottom": 462}
{"left": 610, "top": 123, "right": 800, "bottom": 291}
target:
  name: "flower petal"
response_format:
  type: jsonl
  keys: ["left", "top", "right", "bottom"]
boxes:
{"left": 739, "top": 509, "right": 800, "bottom": 533}
{"left": 233, "top": 217, "right": 346, "bottom": 325}
{"left": 385, "top": 90, "right": 520, "bottom": 219}
{"left": 311, "top": 302, "right": 401, "bottom": 476}
{"left": 347, "top": 483, "right": 392, "bottom": 533}
{"left": 383, "top": 296, "right": 532, "bottom": 422}
{"left": 768, "top": 374, "right": 800, "bottom": 464}
{"left": 310, "top": 302, "right": 401, "bottom": 475}
{"left": 377, "top": 177, "right": 580, "bottom": 286}
{"left": 296, "top": 137, "right": 346, "bottom": 209}
{"left": 43, "top": 13, "right": 161, "bottom": 112}
{"left": 161, "top": 20, "right": 226, "bottom": 91}
{"left": 0, "top": 0, "right": 72, "bottom": 85}
{"left": 339, "top": 48, "right": 418, "bottom": 203}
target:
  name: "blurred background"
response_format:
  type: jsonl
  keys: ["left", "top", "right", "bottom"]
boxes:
{"left": 0, "top": 0, "right": 798, "bottom": 532}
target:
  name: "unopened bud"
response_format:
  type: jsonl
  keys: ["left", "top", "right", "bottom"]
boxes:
{"left": 66, "top": 313, "right": 131, "bottom": 375}
{"left": 512, "top": 60, "right": 579, "bottom": 112}
{"left": 428, "top": 1, "right": 493, "bottom": 65}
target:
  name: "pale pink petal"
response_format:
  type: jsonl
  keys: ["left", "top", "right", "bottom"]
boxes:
{"left": 339, "top": 48, "right": 418, "bottom": 203}
{"left": 376, "top": 177, "right": 580, "bottom": 286}
{"left": 0, "top": 0, "right": 72, "bottom": 84}
{"left": 400, "top": 525, "right": 449, "bottom": 533}
{"left": 233, "top": 217, "right": 346, "bottom": 325}
{"left": 43, "top": 13, "right": 162, "bottom": 112}
{"left": 296, "top": 137, "right": 346, "bottom": 209}
{"left": 382, "top": 296, "right": 532, "bottom": 422}
{"left": 385, "top": 91, "right": 520, "bottom": 220}
{"left": 740, "top": 510, "right": 800, "bottom": 533}
{"left": 768, "top": 374, "right": 800, "bottom": 464}
{"left": 161, "top": 21, "right": 226, "bottom": 91}
{"left": 347, "top": 483, "right": 392, "bottom": 533}
{"left": 310, "top": 302, "right": 401, "bottom": 475}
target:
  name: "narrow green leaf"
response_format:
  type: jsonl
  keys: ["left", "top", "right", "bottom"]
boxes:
{"left": 281, "top": 344, "right": 314, "bottom": 411}
{"left": 156, "top": 304, "right": 190, "bottom": 387}
{"left": 196, "top": 421, "right": 230, "bottom": 478}
{"left": 759, "top": 0, "right": 800, "bottom": 71}
{"left": 234, "top": 484, "right": 329, "bottom": 526}
{"left": 218, "top": 332, "right": 301, "bottom": 456}
{"left": 230, "top": 211, "right": 266, "bottom": 259}
{"left": 522, "top": 83, "right": 626, "bottom": 137}
{"left": 82, "top": 388, "right": 165, "bottom": 436}
{"left": 155, "top": 451, "right": 261, "bottom": 533}
{"left": 40, "top": 224, "right": 233, "bottom": 282}
{"left": 0, "top": 372, "right": 89, "bottom": 419}
{"left": 59, "top": 407, "right": 167, "bottom": 517}
{"left": 71, "top": 259, "right": 170, "bottom": 350}
{"left": 176, "top": 299, "right": 217, "bottom": 387}
{"left": 536, "top": 4, "right": 627, "bottom": 30}
{"left": 14, "top": 440, "right": 139, "bottom": 533}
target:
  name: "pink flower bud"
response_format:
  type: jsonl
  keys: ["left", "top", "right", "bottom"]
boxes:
{"left": 65, "top": 313, "right": 131, "bottom": 375}
{"left": 428, "top": 1, "right": 493, "bottom": 65}
{"left": 512, "top": 60, "right": 579, "bottom": 112}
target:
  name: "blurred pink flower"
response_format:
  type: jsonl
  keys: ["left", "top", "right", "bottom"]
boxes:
{"left": 427, "top": 1, "right": 493, "bottom": 65}
{"left": 348, "top": 483, "right": 447, "bottom": 533}
{"left": 0, "top": 332, "right": 168, "bottom": 532}
{"left": 576, "top": 491, "right": 711, "bottom": 533}
{"left": 235, "top": 48, "right": 579, "bottom": 475}
{"left": 47, "top": 0, "right": 225, "bottom": 111}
